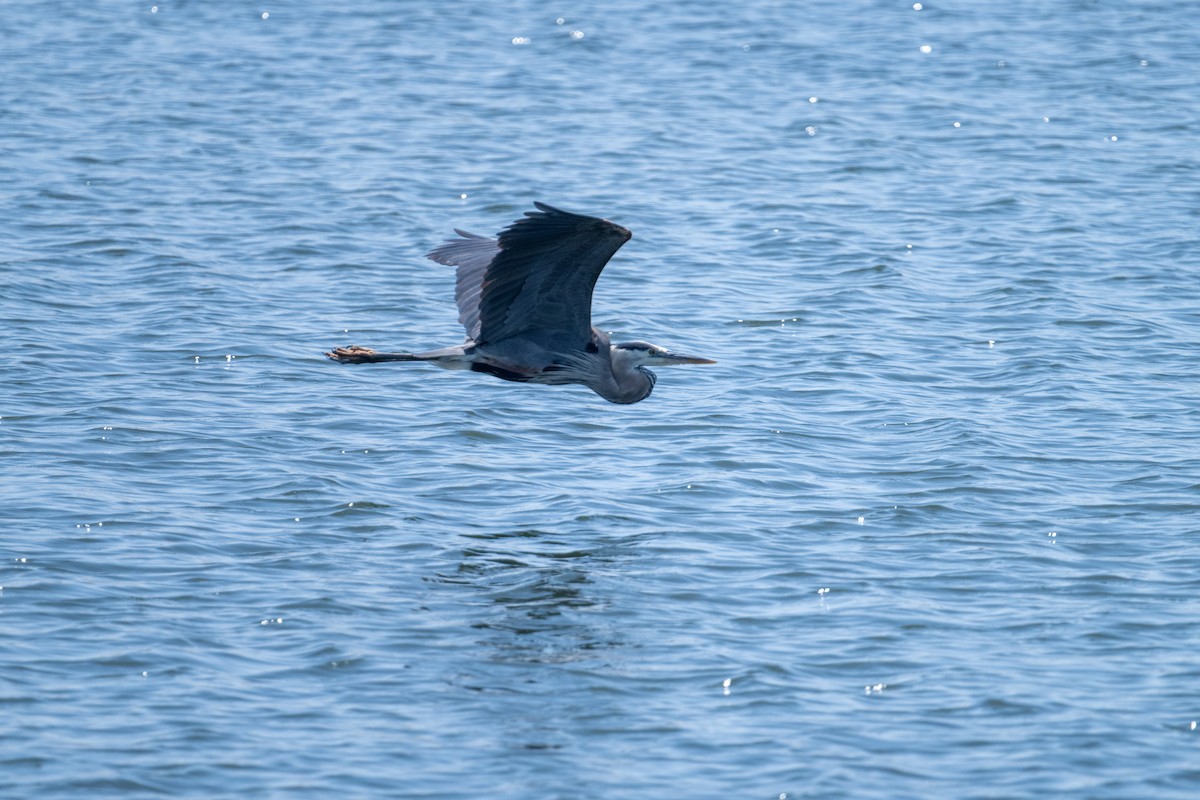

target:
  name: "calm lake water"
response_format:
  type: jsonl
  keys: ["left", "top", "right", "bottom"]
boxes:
{"left": 3, "top": 1, "right": 1199, "bottom": 797}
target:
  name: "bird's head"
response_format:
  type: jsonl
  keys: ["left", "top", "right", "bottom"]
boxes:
{"left": 611, "top": 341, "right": 717, "bottom": 368}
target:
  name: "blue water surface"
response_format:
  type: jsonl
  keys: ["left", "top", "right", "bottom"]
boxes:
{"left": 3, "top": 1, "right": 1199, "bottom": 797}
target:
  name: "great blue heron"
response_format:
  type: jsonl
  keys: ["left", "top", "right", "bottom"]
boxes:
{"left": 325, "top": 202, "right": 715, "bottom": 404}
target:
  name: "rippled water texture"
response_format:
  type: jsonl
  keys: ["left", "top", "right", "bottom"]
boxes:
{"left": 3, "top": 1, "right": 1199, "bottom": 797}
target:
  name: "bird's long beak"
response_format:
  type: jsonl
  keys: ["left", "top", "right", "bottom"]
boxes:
{"left": 659, "top": 352, "right": 717, "bottom": 365}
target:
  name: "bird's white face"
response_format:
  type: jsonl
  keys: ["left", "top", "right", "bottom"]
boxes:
{"left": 613, "top": 341, "right": 716, "bottom": 367}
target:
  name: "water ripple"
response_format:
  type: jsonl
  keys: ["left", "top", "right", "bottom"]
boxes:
{"left": 4, "top": 1, "right": 1200, "bottom": 798}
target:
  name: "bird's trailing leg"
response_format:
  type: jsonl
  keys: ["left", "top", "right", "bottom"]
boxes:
{"left": 325, "top": 345, "right": 420, "bottom": 364}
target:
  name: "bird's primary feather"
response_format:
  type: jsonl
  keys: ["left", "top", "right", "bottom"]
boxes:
{"left": 426, "top": 229, "right": 500, "bottom": 341}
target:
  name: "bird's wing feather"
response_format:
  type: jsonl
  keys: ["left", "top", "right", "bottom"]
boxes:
{"left": 475, "top": 202, "right": 631, "bottom": 345}
{"left": 426, "top": 229, "right": 501, "bottom": 341}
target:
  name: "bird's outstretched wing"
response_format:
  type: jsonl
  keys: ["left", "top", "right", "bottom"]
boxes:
{"left": 427, "top": 202, "right": 631, "bottom": 346}
{"left": 426, "top": 229, "right": 500, "bottom": 341}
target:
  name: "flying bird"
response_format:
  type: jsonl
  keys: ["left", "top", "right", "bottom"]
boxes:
{"left": 325, "top": 202, "right": 715, "bottom": 404}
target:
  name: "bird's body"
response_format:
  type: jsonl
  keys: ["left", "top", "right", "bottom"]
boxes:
{"left": 326, "top": 202, "right": 714, "bottom": 404}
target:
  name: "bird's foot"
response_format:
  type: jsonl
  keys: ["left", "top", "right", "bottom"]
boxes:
{"left": 325, "top": 345, "right": 380, "bottom": 363}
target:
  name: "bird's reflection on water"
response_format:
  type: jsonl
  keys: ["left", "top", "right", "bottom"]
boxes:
{"left": 424, "top": 527, "right": 640, "bottom": 750}
{"left": 431, "top": 527, "right": 635, "bottom": 658}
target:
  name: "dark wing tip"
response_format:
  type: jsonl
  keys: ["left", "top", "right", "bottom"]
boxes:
{"left": 523, "top": 201, "right": 631, "bottom": 241}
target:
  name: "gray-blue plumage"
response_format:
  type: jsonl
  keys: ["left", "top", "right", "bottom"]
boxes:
{"left": 326, "top": 202, "right": 714, "bottom": 404}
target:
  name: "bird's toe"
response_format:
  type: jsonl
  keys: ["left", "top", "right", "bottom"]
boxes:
{"left": 326, "top": 345, "right": 377, "bottom": 363}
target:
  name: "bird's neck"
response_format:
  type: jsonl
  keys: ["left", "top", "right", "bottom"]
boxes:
{"left": 605, "top": 347, "right": 656, "bottom": 404}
